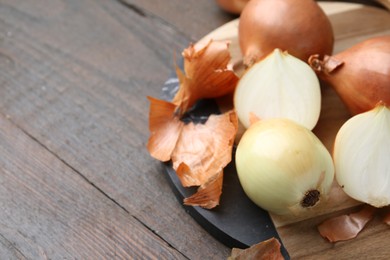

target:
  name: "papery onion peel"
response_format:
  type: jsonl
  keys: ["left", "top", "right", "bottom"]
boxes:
{"left": 184, "top": 170, "right": 224, "bottom": 209}
{"left": 172, "top": 110, "right": 238, "bottom": 187}
{"left": 147, "top": 96, "right": 238, "bottom": 208}
{"left": 147, "top": 96, "right": 184, "bottom": 162}
{"left": 317, "top": 205, "right": 377, "bottom": 242}
{"left": 147, "top": 39, "right": 240, "bottom": 209}
{"left": 229, "top": 237, "right": 284, "bottom": 260}
{"left": 173, "top": 40, "right": 239, "bottom": 115}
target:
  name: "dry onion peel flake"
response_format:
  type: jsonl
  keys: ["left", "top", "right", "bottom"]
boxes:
{"left": 147, "top": 94, "right": 238, "bottom": 208}
{"left": 147, "top": 96, "right": 184, "bottom": 162}
{"left": 229, "top": 237, "right": 284, "bottom": 260}
{"left": 172, "top": 111, "right": 238, "bottom": 187}
{"left": 184, "top": 170, "right": 224, "bottom": 209}
{"left": 318, "top": 205, "right": 377, "bottom": 242}
{"left": 334, "top": 103, "right": 390, "bottom": 208}
{"left": 173, "top": 111, "right": 237, "bottom": 208}
{"left": 147, "top": 39, "right": 241, "bottom": 209}
{"left": 173, "top": 40, "right": 239, "bottom": 115}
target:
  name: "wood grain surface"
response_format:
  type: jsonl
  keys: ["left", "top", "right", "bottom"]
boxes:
{"left": 0, "top": 0, "right": 389, "bottom": 259}
{"left": 0, "top": 0, "right": 232, "bottom": 258}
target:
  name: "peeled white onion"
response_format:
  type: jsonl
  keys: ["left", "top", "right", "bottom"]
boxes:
{"left": 235, "top": 118, "right": 335, "bottom": 215}
{"left": 234, "top": 49, "right": 321, "bottom": 130}
{"left": 334, "top": 104, "right": 390, "bottom": 208}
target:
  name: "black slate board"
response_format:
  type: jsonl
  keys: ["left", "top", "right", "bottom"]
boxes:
{"left": 160, "top": 75, "right": 290, "bottom": 259}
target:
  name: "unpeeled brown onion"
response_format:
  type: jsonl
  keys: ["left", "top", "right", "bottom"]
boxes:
{"left": 239, "top": 0, "right": 334, "bottom": 67}
{"left": 309, "top": 35, "right": 390, "bottom": 115}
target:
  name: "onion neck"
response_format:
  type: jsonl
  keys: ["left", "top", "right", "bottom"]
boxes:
{"left": 243, "top": 48, "right": 262, "bottom": 69}
{"left": 308, "top": 54, "right": 343, "bottom": 76}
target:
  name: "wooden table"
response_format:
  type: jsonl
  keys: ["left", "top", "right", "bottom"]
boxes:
{"left": 0, "top": 1, "right": 389, "bottom": 259}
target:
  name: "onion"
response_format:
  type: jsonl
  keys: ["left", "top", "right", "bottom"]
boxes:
{"left": 235, "top": 118, "right": 335, "bottom": 216}
{"left": 239, "top": 0, "right": 334, "bottom": 67}
{"left": 215, "top": 0, "right": 249, "bottom": 14}
{"left": 309, "top": 35, "right": 390, "bottom": 115}
{"left": 333, "top": 103, "right": 390, "bottom": 208}
{"left": 234, "top": 48, "right": 321, "bottom": 130}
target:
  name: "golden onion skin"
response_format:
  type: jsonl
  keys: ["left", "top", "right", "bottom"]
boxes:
{"left": 239, "top": 0, "right": 334, "bottom": 67}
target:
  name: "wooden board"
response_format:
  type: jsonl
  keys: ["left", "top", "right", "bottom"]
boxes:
{"left": 0, "top": 113, "right": 184, "bottom": 259}
{"left": 0, "top": 0, "right": 232, "bottom": 258}
{"left": 178, "top": 2, "right": 390, "bottom": 258}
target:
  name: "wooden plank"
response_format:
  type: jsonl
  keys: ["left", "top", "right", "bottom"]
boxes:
{"left": 122, "top": 0, "right": 388, "bottom": 43}
{"left": 0, "top": 0, "right": 230, "bottom": 258}
{"left": 121, "top": 0, "right": 237, "bottom": 42}
{"left": 0, "top": 113, "right": 184, "bottom": 259}
{"left": 277, "top": 207, "right": 390, "bottom": 259}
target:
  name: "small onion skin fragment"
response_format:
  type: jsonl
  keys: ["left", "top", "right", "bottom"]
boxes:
{"left": 229, "top": 237, "right": 284, "bottom": 259}
{"left": 235, "top": 118, "right": 335, "bottom": 216}
{"left": 239, "top": 0, "right": 334, "bottom": 67}
{"left": 173, "top": 40, "right": 239, "bottom": 115}
{"left": 333, "top": 104, "right": 390, "bottom": 208}
{"left": 234, "top": 49, "right": 321, "bottom": 130}
{"left": 318, "top": 205, "right": 377, "bottom": 242}
{"left": 309, "top": 35, "right": 390, "bottom": 115}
